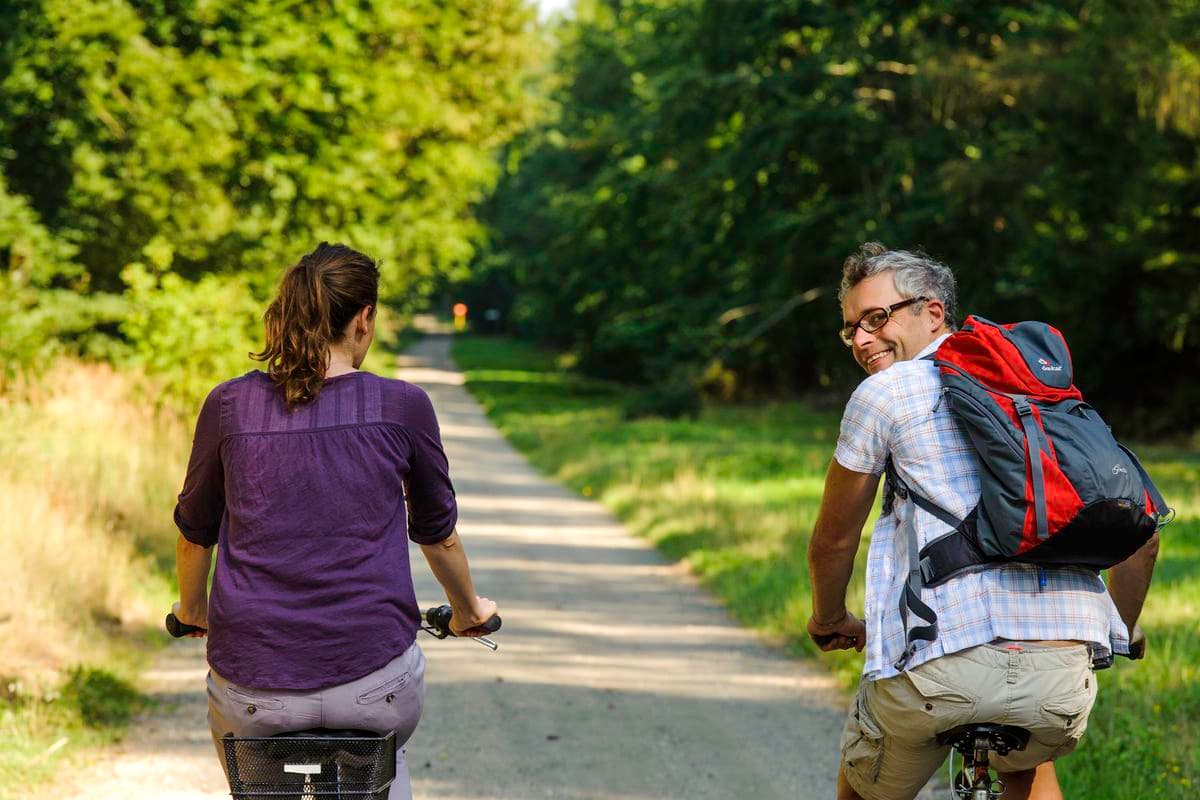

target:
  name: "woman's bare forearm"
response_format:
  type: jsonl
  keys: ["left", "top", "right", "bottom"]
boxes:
{"left": 419, "top": 530, "right": 479, "bottom": 616}
{"left": 176, "top": 534, "right": 214, "bottom": 617}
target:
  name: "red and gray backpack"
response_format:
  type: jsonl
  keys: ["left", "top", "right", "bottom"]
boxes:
{"left": 886, "top": 315, "right": 1172, "bottom": 671}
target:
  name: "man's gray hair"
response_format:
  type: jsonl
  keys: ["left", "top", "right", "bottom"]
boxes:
{"left": 838, "top": 242, "right": 959, "bottom": 329}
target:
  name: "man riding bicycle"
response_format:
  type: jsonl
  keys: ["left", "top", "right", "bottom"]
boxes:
{"left": 806, "top": 243, "right": 1159, "bottom": 800}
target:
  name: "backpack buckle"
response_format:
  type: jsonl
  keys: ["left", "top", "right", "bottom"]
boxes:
{"left": 919, "top": 557, "right": 938, "bottom": 585}
{"left": 1156, "top": 507, "right": 1176, "bottom": 530}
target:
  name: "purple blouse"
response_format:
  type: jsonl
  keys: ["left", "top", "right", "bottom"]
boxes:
{"left": 174, "top": 370, "right": 457, "bottom": 690}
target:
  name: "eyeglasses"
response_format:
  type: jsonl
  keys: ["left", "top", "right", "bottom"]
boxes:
{"left": 839, "top": 297, "right": 928, "bottom": 347}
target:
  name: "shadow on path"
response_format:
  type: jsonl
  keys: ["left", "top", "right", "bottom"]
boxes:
{"left": 403, "top": 332, "right": 846, "bottom": 800}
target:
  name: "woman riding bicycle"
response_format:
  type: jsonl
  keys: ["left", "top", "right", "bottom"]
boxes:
{"left": 171, "top": 242, "right": 496, "bottom": 800}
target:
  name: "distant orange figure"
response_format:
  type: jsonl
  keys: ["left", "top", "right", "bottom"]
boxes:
{"left": 452, "top": 302, "right": 468, "bottom": 332}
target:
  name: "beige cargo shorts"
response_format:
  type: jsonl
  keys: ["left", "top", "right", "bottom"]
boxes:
{"left": 841, "top": 642, "right": 1098, "bottom": 800}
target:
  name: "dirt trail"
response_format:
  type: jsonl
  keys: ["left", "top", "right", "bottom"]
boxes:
{"left": 41, "top": 332, "right": 857, "bottom": 800}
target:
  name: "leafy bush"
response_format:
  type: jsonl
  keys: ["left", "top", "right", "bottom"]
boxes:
{"left": 61, "top": 666, "right": 143, "bottom": 729}
{"left": 119, "top": 263, "right": 261, "bottom": 413}
{"left": 0, "top": 175, "right": 95, "bottom": 386}
{"left": 622, "top": 380, "right": 702, "bottom": 421}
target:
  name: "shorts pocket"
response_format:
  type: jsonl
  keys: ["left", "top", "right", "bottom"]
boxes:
{"left": 842, "top": 687, "right": 885, "bottom": 785}
{"left": 224, "top": 685, "right": 285, "bottom": 711}
{"left": 905, "top": 664, "right": 978, "bottom": 732}
{"left": 1037, "top": 679, "right": 1096, "bottom": 747}
{"left": 356, "top": 672, "right": 411, "bottom": 705}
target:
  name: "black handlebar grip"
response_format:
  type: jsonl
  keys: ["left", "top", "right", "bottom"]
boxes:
{"left": 425, "top": 605, "right": 454, "bottom": 633}
{"left": 165, "top": 613, "right": 206, "bottom": 638}
{"left": 424, "top": 605, "right": 501, "bottom": 636}
{"left": 1128, "top": 639, "right": 1146, "bottom": 661}
{"left": 811, "top": 632, "right": 837, "bottom": 647}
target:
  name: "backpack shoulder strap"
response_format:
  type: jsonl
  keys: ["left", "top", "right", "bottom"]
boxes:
{"left": 885, "top": 457, "right": 967, "bottom": 671}
{"left": 884, "top": 456, "right": 963, "bottom": 530}
{"left": 1117, "top": 443, "right": 1175, "bottom": 529}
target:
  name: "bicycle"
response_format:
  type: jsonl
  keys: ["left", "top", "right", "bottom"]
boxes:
{"left": 165, "top": 606, "right": 501, "bottom": 799}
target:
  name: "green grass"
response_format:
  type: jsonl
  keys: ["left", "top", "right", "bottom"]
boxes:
{"left": 0, "top": 654, "right": 152, "bottom": 800}
{"left": 0, "top": 361, "right": 184, "bottom": 798}
{"left": 453, "top": 334, "right": 1199, "bottom": 800}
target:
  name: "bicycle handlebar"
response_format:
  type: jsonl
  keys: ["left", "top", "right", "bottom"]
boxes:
{"left": 165, "top": 613, "right": 206, "bottom": 638}
{"left": 423, "top": 605, "right": 502, "bottom": 637}
{"left": 165, "top": 608, "right": 502, "bottom": 641}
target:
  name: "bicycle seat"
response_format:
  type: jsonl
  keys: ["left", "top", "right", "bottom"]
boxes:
{"left": 936, "top": 723, "right": 1030, "bottom": 756}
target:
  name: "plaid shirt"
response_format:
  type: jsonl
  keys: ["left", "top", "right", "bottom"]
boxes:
{"left": 834, "top": 334, "right": 1130, "bottom": 681}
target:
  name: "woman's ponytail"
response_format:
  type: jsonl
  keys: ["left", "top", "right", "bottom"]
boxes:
{"left": 252, "top": 243, "right": 379, "bottom": 408}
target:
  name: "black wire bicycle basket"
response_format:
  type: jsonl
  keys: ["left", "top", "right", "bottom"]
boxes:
{"left": 222, "top": 730, "right": 396, "bottom": 800}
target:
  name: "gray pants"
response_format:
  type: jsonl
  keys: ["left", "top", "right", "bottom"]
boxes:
{"left": 208, "top": 642, "right": 426, "bottom": 800}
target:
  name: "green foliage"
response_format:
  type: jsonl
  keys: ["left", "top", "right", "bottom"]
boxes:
{"left": 119, "top": 263, "right": 260, "bottom": 410}
{"left": 0, "top": 174, "right": 79, "bottom": 287}
{"left": 0, "top": 172, "right": 94, "bottom": 385}
{"left": 1, "top": 0, "right": 542, "bottom": 295}
{"left": 476, "top": 0, "right": 1200, "bottom": 435}
{"left": 0, "top": 286, "right": 129, "bottom": 389}
{"left": 0, "top": 0, "right": 543, "bottom": 393}
{"left": 621, "top": 379, "right": 701, "bottom": 420}
{"left": 456, "top": 334, "right": 1200, "bottom": 799}
{"left": 61, "top": 666, "right": 144, "bottom": 729}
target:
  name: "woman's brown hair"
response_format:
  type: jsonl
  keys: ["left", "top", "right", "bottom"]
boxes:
{"left": 252, "top": 242, "right": 379, "bottom": 408}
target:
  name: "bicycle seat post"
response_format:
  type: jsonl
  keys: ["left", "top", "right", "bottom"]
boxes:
{"left": 968, "top": 734, "right": 998, "bottom": 800}
{"left": 282, "top": 763, "right": 321, "bottom": 800}
{"left": 937, "top": 723, "right": 1030, "bottom": 800}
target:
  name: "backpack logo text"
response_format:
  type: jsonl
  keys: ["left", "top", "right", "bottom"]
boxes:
{"left": 1037, "top": 358, "right": 1063, "bottom": 372}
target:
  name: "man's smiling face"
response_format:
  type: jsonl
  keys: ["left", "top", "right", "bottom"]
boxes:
{"left": 841, "top": 272, "right": 939, "bottom": 375}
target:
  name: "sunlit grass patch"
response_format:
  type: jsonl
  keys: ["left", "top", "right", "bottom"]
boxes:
{"left": 0, "top": 361, "right": 183, "bottom": 795}
{"left": 454, "top": 334, "right": 1199, "bottom": 799}
{"left": 0, "top": 662, "right": 147, "bottom": 800}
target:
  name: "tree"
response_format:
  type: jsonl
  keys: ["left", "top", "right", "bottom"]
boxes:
{"left": 475, "top": 0, "right": 1200, "bottom": 433}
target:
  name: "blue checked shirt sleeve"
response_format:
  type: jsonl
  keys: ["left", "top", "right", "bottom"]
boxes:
{"left": 833, "top": 375, "right": 895, "bottom": 476}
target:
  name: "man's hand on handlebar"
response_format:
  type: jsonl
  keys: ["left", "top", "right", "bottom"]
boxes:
{"left": 171, "top": 601, "right": 208, "bottom": 638}
{"left": 807, "top": 610, "right": 866, "bottom": 653}
{"left": 1129, "top": 623, "right": 1147, "bottom": 660}
{"left": 450, "top": 595, "right": 498, "bottom": 637}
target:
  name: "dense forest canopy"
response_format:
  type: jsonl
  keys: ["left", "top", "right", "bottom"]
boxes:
{"left": 470, "top": 0, "right": 1200, "bottom": 435}
{"left": 0, "top": 0, "right": 542, "bottom": 400}
{"left": 1, "top": 0, "right": 1198, "bottom": 434}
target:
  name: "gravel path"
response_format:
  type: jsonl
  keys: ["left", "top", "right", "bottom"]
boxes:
{"left": 42, "top": 332, "right": 855, "bottom": 800}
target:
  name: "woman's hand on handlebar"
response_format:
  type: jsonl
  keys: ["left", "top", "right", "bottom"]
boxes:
{"left": 807, "top": 610, "right": 866, "bottom": 653}
{"left": 171, "top": 601, "right": 209, "bottom": 637}
{"left": 450, "top": 595, "right": 498, "bottom": 637}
